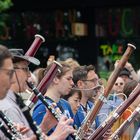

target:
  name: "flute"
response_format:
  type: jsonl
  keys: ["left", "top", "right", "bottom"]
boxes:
{"left": 25, "top": 61, "right": 62, "bottom": 109}
{"left": 26, "top": 81, "right": 81, "bottom": 140}
{"left": 0, "top": 110, "right": 23, "bottom": 139}
{"left": 88, "top": 82, "right": 140, "bottom": 140}
{"left": 109, "top": 104, "right": 140, "bottom": 140}
{"left": 77, "top": 43, "right": 136, "bottom": 139}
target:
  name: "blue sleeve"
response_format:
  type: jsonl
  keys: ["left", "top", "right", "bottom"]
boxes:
{"left": 74, "top": 112, "right": 81, "bottom": 128}
{"left": 66, "top": 102, "right": 74, "bottom": 118}
{"left": 59, "top": 99, "right": 74, "bottom": 118}
{"left": 74, "top": 107, "right": 84, "bottom": 128}
{"left": 32, "top": 102, "right": 46, "bottom": 125}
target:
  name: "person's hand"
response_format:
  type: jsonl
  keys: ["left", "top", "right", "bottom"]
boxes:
{"left": 114, "top": 60, "right": 133, "bottom": 71}
{"left": 125, "top": 62, "right": 133, "bottom": 71}
{"left": 22, "top": 135, "right": 37, "bottom": 140}
{"left": 83, "top": 127, "right": 94, "bottom": 139}
{"left": 114, "top": 60, "right": 120, "bottom": 69}
{"left": 48, "top": 115, "right": 76, "bottom": 140}
{"left": 14, "top": 123, "right": 30, "bottom": 135}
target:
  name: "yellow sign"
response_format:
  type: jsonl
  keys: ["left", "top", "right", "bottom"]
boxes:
{"left": 72, "top": 23, "right": 88, "bottom": 36}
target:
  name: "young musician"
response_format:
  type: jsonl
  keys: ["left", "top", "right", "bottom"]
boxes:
{"left": 63, "top": 89, "right": 82, "bottom": 115}
{"left": 32, "top": 62, "right": 75, "bottom": 138}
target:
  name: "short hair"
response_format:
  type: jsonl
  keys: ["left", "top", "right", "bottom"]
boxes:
{"left": 63, "top": 89, "right": 82, "bottom": 101}
{"left": 73, "top": 65, "right": 95, "bottom": 85}
{"left": 0, "top": 45, "right": 12, "bottom": 67}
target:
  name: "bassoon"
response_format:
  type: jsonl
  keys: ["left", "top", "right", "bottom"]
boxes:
{"left": 23, "top": 34, "right": 63, "bottom": 140}
{"left": 109, "top": 104, "right": 140, "bottom": 140}
{"left": 18, "top": 34, "right": 45, "bottom": 140}
{"left": 26, "top": 81, "right": 81, "bottom": 140}
{"left": 88, "top": 82, "right": 140, "bottom": 140}
{"left": 77, "top": 43, "right": 136, "bottom": 139}
{"left": 25, "top": 34, "right": 45, "bottom": 57}
{"left": 25, "top": 61, "right": 62, "bottom": 109}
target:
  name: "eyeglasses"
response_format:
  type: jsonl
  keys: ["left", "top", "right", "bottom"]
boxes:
{"left": 115, "top": 82, "right": 124, "bottom": 86}
{"left": 14, "top": 67, "right": 30, "bottom": 72}
{"left": 0, "top": 68, "right": 15, "bottom": 79}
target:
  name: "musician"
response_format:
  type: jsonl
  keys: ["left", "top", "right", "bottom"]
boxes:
{"left": 109, "top": 77, "right": 125, "bottom": 104}
{"left": 0, "top": 49, "right": 40, "bottom": 138}
{"left": 63, "top": 89, "right": 82, "bottom": 115}
{"left": 73, "top": 65, "right": 115, "bottom": 139}
{"left": 32, "top": 62, "right": 75, "bottom": 139}
{"left": 111, "top": 80, "right": 139, "bottom": 140}
{"left": 114, "top": 60, "right": 138, "bottom": 83}
{"left": 0, "top": 49, "right": 76, "bottom": 140}
{"left": 0, "top": 45, "right": 14, "bottom": 100}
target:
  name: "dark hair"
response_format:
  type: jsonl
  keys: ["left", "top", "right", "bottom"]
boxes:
{"left": 119, "top": 68, "right": 131, "bottom": 78}
{"left": 0, "top": 45, "right": 12, "bottom": 67}
{"left": 63, "top": 89, "right": 82, "bottom": 101}
{"left": 123, "top": 80, "right": 138, "bottom": 98}
{"left": 73, "top": 65, "right": 95, "bottom": 85}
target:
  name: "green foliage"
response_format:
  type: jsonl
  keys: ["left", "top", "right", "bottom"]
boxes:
{"left": 0, "top": 0, "right": 13, "bottom": 13}
{"left": 99, "top": 71, "right": 111, "bottom": 80}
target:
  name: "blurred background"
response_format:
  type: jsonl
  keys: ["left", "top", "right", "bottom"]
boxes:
{"left": 0, "top": 0, "right": 140, "bottom": 78}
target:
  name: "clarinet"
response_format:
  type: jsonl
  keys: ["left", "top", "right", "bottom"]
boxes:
{"left": 0, "top": 111, "right": 23, "bottom": 139}
{"left": 78, "top": 43, "right": 136, "bottom": 139}
{"left": 0, "top": 121, "right": 19, "bottom": 140}
{"left": 88, "top": 82, "right": 140, "bottom": 140}
{"left": 26, "top": 61, "right": 62, "bottom": 109}
{"left": 26, "top": 81, "right": 81, "bottom": 140}
{"left": 109, "top": 105, "right": 140, "bottom": 140}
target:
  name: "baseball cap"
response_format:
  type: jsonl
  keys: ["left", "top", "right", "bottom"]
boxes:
{"left": 119, "top": 68, "right": 131, "bottom": 77}
{"left": 9, "top": 49, "right": 40, "bottom": 65}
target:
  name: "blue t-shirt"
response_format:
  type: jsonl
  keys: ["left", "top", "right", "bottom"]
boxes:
{"left": 74, "top": 100, "right": 100, "bottom": 129}
{"left": 32, "top": 97, "right": 74, "bottom": 124}
{"left": 32, "top": 97, "right": 74, "bottom": 138}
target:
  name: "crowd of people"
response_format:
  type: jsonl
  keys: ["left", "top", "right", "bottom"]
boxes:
{"left": 0, "top": 43, "right": 140, "bottom": 140}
